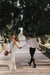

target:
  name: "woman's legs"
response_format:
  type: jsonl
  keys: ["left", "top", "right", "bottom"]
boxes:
{"left": 13, "top": 61, "right": 16, "bottom": 70}
{"left": 12, "top": 54, "right": 16, "bottom": 70}
{"left": 10, "top": 53, "right": 16, "bottom": 70}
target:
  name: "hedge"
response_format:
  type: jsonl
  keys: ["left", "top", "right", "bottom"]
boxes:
{"left": 39, "top": 44, "right": 50, "bottom": 55}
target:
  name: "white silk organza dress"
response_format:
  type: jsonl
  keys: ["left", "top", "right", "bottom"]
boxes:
{"left": 9, "top": 40, "right": 18, "bottom": 70}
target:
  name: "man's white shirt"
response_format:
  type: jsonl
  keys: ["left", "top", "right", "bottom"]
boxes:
{"left": 23, "top": 38, "right": 39, "bottom": 48}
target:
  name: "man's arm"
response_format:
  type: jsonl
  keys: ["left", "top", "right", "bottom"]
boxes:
{"left": 22, "top": 40, "right": 30, "bottom": 48}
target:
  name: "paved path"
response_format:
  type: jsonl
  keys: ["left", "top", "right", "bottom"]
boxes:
{"left": 0, "top": 44, "right": 50, "bottom": 75}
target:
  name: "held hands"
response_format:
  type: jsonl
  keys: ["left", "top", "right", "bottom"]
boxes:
{"left": 8, "top": 50, "right": 11, "bottom": 53}
{"left": 19, "top": 47, "right": 22, "bottom": 49}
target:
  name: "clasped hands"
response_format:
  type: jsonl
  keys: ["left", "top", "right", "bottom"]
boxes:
{"left": 19, "top": 47, "right": 22, "bottom": 49}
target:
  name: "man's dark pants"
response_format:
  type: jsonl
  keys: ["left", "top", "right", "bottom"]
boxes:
{"left": 29, "top": 48, "right": 36, "bottom": 65}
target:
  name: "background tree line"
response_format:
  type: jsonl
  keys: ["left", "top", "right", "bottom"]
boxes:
{"left": 0, "top": 0, "right": 50, "bottom": 37}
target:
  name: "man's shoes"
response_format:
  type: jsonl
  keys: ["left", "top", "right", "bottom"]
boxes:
{"left": 33, "top": 64, "right": 36, "bottom": 68}
{"left": 28, "top": 62, "right": 31, "bottom": 66}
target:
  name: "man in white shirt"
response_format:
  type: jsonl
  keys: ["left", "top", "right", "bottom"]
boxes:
{"left": 23, "top": 34, "right": 38, "bottom": 68}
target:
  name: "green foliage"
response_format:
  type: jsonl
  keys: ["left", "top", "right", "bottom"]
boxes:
{"left": 39, "top": 44, "right": 50, "bottom": 55}
{"left": 46, "top": 47, "right": 50, "bottom": 55}
{"left": 0, "top": 0, "right": 50, "bottom": 36}
{"left": 39, "top": 44, "right": 47, "bottom": 51}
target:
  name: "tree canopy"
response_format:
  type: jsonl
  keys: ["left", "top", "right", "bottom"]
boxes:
{"left": 0, "top": 0, "right": 50, "bottom": 36}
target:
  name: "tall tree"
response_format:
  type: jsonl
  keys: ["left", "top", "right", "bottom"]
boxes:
{"left": 0, "top": 0, "right": 50, "bottom": 36}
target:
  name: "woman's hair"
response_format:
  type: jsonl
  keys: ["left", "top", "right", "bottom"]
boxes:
{"left": 15, "top": 35, "right": 19, "bottom": 42}
{"left": 11, "top": 34, "right": 15, "bottom": 39}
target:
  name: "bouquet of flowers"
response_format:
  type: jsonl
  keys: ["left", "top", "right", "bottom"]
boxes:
{"left": 4, "top": 51, "right": 9, "bottom": 56}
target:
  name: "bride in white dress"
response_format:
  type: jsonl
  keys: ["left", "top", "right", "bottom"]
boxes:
{"left": 9, "top": 35, "right": 21, "bottom": 70}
